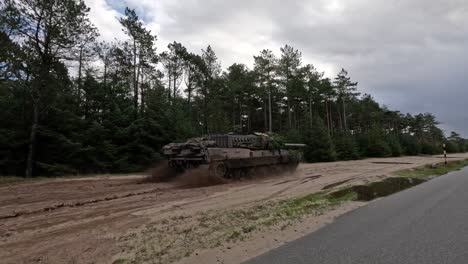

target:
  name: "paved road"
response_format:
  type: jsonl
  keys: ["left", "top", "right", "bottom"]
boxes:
{"left": 245, "top": 168, "right": 468, "bottom": 264}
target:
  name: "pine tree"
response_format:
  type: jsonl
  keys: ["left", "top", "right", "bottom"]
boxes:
{"left": 334, "top": 132, "right": 360, "bottom": 160}
{"left": 277, "top": 45, "right": 302, "bottom": 130}
{"left": 303, "top": 117, "right": 336, "bottom": 162}
{"left": 364, "top": 127, "right": 391, "bottom": 157}
{"left": 254, "top": 49, "right": 277, "bottom": 132}
{"left": 119, "top": 8, "right": 157, "bottom": 117}
{"left": 333, "top": 69, "right": 358, "bottom": 131}
{"left": 386, "top": 134, "right": 403, "bottom": 157}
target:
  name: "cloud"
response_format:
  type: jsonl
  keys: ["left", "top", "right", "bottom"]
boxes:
{"left": 84, "top": 0, "right": 126, "bottom": 42}
{"left": 85, "top": 0, "right": 468, "bottom": 136}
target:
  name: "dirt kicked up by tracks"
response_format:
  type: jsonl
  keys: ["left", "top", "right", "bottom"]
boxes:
{"left": 1, "top": 154, "right": 467, "bottom": 264}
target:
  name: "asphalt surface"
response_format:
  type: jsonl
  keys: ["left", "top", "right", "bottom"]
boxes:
{"left": 245, "top": 168, "right": 468, "bottom": 264}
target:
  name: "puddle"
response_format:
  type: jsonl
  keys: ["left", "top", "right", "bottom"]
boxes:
{"left": 329, "top": 177, "right": 426, "bottom": 201}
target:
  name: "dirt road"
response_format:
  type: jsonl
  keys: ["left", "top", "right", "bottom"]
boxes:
{"left": 1, "top": 154, "right": 466, "bottom": 264}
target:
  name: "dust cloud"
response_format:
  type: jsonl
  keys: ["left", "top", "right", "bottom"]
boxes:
{"left": 175, "top": 167, "right": 227, "bottom": 188}
{"left": 144, "top": 161, "right": 180, "bottom": 183}
{"left": 144, "top": 162, "right": 299, "bottom": 188}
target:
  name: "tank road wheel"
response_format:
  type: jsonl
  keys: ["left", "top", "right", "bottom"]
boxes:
{"left": 209, "top": 162, "right": 227, "bottom": 178}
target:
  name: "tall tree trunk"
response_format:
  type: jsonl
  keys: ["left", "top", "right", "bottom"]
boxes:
{"left": 325, "top": 101, "right": 330, "bottom": 134}
{"left": 328, "top": 101, "right": 334, "bottom": 135}
{"left": 232, "top": 104, "right": 236, "bottom": 130}
{"left": 77, "top": 47, "right": 83, "bottom": 105}
{"left": 325, "top": 99, "right": 331, "bottom": 135}
{"left": 25, "top": 102, "right": 39, "bottom": 177}
{"left": 186, "top": 68, "right": 192, "bottom": 117}
{"left": 133, "top": 39, "right": 138, "bottom": 116}
{"left": 309, "top": 95, "right": 313, "bottom": 128}
{"left": 103, "top": 57, "right": 108, "bottom": 88}
{"left": 173, "top": 72, "right": 177, "bottom": 98}
{"left": 21, "top": 74, "right": 31, "bottom": 123}
{"left": 268, "top": 87, "right": 273, "bottom": 133}
{"left": 286, "top": 75, "right": 292, "bottom": 129}
{"left": 342, "top": 97, "right": 347, "bottom": 131}
{"left": 187, "top": 83, "right": 192, "bottom": 112}
{"left": 278, "top": 108, "right": 282, "bottom": 132}
{"left": 140, "top": 74, "right": 145, "bottom": 114}
{"left": 239, "top": 101, "right": 242, "bottom": 132}
{"left": 293, "top": 104, "right": 297, "bottom": 129}
{"left": 338, "top": 102, "right": 343, "bottom": 130}
{"left": 25, "top": 50, "right": 51, "bottom": 177}
{"left": 84, "top": 91, "right": 89, "bottom": 119}
{"left": 136, "top": 62, "right": 141, "bottom": 105}
{"left": 103, "top": 56, "right": 110, "bottom": 116}
{"left": 287, "top": 98, "right": 292, "bottom": 129}
{"left": 167, "top": 73, "right": 172, "bottom": 100}
{"left": 203, "top": 85, "right": 208, "bottom": 134}
{"left": 248, "top": 111, "right": 251, "bottom": 133}
{"left": 264, "top": 99, "right": 267, "bottom": 132}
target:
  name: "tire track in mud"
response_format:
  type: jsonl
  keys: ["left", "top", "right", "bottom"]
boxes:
{"left": 322, "top": 178, "right": 355, "bottom": 190}
{"left": 0, "top": 188, "right": 164, "bottom": 220}
{"left": 318, "top": 163, "right": 404, "bottom": 191}
{"left": 264, "top": 174, "right": 322, "bottom": 200}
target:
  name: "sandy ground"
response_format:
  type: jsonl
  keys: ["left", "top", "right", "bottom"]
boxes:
{"left": 0, "top": 154, "right": 467, "bottom": 264}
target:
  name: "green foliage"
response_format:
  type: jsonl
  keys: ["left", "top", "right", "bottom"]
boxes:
{"left": 447, "top": 131, "right": 466, "bottom": 153}
{"left": 303, "top": 117, "right": 336, "bottom": 162}
{"left": 363, "top": 127, "right": 391, "bottom": 157}
{"left": 400, "top": 134, "right": 421, "bottom": 156}
{"left": 420, "top": 142, "right": 443, "bottom": 155}
{"left": 268, "top": 133, "right": 286, "bottom": 150}
{"left": 386, "top": 135, "right": 403, "bottom": 157}
{"left": 444, "top": 140, "right": 459, "bottom": 153}
{"left": 284, "top": 129, "right": 303, "bottom": 143}
{"left": 333, "top": 132, "right": 360, "bottom": 160}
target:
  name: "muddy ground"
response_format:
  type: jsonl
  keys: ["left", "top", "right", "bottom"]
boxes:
{"left": 1, "top": 154, "right": 467, "bottom": 264}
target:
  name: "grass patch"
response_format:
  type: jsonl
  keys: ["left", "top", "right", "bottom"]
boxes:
{"left": 395, "top": 159, "right": 468, "bottom": 179}
{"left": 118, "top": 191, "right": 357, "bottom": 263}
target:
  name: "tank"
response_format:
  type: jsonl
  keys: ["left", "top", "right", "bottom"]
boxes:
{"left": 162, "top": 133, "right": 304, "bottom": 179}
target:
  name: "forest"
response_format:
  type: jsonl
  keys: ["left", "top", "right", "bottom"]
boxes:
{"left": 1, "top": 0, "right": 467, "bottom": 177}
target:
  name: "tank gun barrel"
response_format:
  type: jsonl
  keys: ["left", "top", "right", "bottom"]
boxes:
{"left": 283, "top": 143, "right": 307, "bottom": 148}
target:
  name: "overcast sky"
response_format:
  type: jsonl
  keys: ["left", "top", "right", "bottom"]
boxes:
{"left": 85, "top": 0, "right": 468, "bottom": 136}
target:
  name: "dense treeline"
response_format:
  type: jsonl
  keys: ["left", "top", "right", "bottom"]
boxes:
{"left": 1, "top": 1, "right": 466, "bottom": 176}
